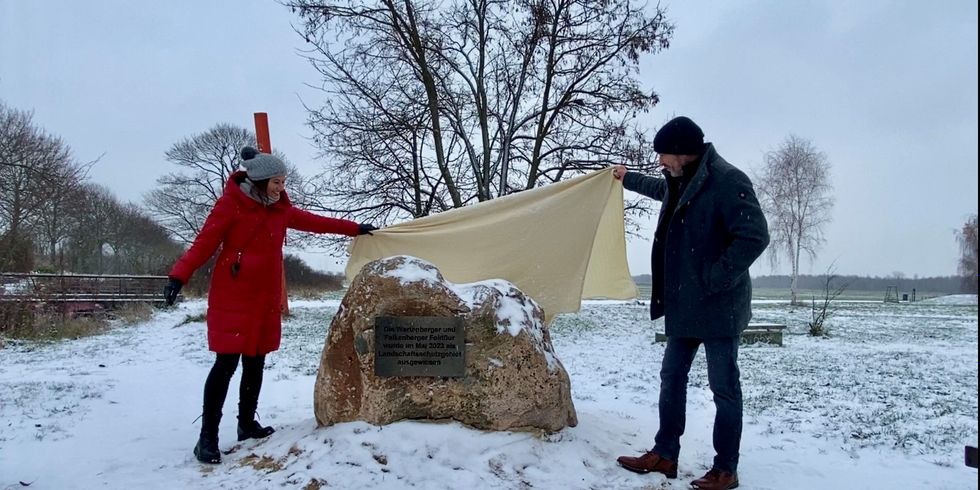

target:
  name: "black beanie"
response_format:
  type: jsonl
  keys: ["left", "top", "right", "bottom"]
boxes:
{"left": 653, "top": 116, "right": 705, "bottom": 155}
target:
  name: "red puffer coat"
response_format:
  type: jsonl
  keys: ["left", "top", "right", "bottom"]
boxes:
{"left": 169, "top": 171, "right": 359, "bottom": 355}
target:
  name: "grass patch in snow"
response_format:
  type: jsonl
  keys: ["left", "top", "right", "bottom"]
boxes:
{"left": 269, "top": 306, "right": 338, "bottom": 376}
{"left": 175, "top": 312, "right": 207, "bottom": 327}
{"left": 3, "top": 314, "right": 108, "bottom": 341}
{"left": 110, "top": 302, "right": 156, "bottom": 324}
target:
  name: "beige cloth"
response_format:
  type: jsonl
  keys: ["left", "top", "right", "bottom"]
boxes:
{"left": 346, "top": 168, "right": 637, "bottom": 321}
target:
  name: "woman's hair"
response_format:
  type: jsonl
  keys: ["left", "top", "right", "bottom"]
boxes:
{"left": 249, "top": 179, "right": 272, "bottom": 196}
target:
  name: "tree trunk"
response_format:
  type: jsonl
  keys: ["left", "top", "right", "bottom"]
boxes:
{"left": 525, "top": 7, "right": 561, "bottom": 189}
{"left": 397, "top": 0, "right": 462, "bottom": 208}
{"left": 791, "top": 238, "right": 802, "bottom": 305}
{"left": 475, "top": 0, "right": 492, "bottom": 200}
{"left": 1, "top": 188, "right": 23, "bottom": 270}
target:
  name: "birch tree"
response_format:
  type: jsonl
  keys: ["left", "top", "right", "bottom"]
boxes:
{"left": 756, "top": 135, "right": 835, "bottom": 305}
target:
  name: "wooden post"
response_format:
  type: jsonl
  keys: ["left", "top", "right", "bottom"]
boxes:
{"left": 254, "top": 113, "right": 272, "bottom": 153}
{"left": 253, "top": 112, "right": 290, "bottom": 317}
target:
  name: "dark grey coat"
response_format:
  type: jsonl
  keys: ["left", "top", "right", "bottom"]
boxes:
{"left": 623, "top": 143, "right": 769, "bottom": 338}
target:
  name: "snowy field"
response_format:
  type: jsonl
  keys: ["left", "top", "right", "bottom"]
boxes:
{"left": 1, "top": 296, "right": 977, "bottom": 489}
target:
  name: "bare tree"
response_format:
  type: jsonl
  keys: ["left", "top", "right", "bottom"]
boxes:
{"left": 108, "top": 203, "right": 185, "bottom": 274}
{"left": 956, "top": 213, "right": 978, "bottom": 293}
{"left": 807, "top": 265, "right": 848, "bottom": 337}
{"left": 285, "top": 0, "right": 670, "bottom": 227}
{"left": 756, "top": 135, "right": 835, "bottom": 305}
{"left": 64, "top": 184, "right": 122, "bottom": 273}
{"left": 145, "top": 123, "right": 321, "bottom": 253}
{"left": 32, "top": 168, "right": 91, "bottom": 270}
{"left": 55, "top": 185, "right": 183, "bottom": 274}
{"left": 1, "top": 102, "right": 177, "bottom": 275}
{"left": 144, "top": 124, "right": 255, "bottom": 244}
{"left": 0, "top": 102, "right": 90, "bottom": 270}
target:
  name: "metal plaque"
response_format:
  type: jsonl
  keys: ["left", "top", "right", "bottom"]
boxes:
{"left": 374, "top": 316, "right": 465, "bottom": 377}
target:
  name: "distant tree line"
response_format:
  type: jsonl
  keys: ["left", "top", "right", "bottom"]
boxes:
{"left": 0, "top": 101, "right": 184, "bottom": 274}
{"left": 751, "top": 275, "right": 967, "bottom": 294}
{"left": 633, "top": 273, "right": 966, "bottom": 295}
{"left": 283, "top": 254, "right": 343, "bottom": 290}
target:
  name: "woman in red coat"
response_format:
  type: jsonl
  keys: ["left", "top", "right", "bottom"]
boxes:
{"left": 164, "top": 146, "right": 376, "bottom": 464}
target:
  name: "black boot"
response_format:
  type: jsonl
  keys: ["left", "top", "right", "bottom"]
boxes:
{"left": 194, "top": 414, "right": 221, "bottom": 464}
{"left": 194, "top": 432, "right": 221, "bottom": 464}
{"left": 196, "top": 354, "right": 238, "bottom": 465}
{"left": 238, "top": 354, "right": 275, "bottom": 441}
{"left": 237, "top": 419, "right": 276, "bottom": 441}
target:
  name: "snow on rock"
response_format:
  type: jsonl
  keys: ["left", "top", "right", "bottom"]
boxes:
{"left": 379, "top": 255, "right": 443, "bottom": 286}
{"left": 450, "top": 279, "right": 558, "bottom": 371}
{"left": 451, "top": 279, "right": 543, "bottom": 336}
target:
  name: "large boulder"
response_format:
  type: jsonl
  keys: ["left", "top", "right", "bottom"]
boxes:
{"left": 313, "top": 256, "right": 577, "bottom": 432}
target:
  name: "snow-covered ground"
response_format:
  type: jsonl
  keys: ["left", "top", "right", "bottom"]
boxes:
{"left": 1, "top": 296, "right": 977, "bottom": 489}
{"left": 918, "top": 294, "right": 979, "bottom": 305}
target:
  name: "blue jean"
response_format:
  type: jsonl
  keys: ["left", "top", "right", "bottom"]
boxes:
{"left": 653, "top": 336, "right": 742, "bottom": 473}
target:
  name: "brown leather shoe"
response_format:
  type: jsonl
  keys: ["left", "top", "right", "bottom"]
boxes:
{"left": 615, "top": 451, "right": 678, "bottom": 478}
{"left": 691, "top": 468, "right": 739, "bottom": 489}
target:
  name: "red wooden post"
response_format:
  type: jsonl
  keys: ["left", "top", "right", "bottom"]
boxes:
{"left": 254, "top": 113, "right": 272, "bottom": 153}
{"left": 252, "top": 112, "right": 290, "bottom": 317}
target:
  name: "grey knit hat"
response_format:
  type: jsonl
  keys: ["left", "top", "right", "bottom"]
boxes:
{"left": 240, "top": 146, "right": 287, "bottom": 181}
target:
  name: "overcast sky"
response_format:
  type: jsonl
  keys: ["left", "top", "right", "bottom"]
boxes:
{"left": 2, "top": 0, "right": 977, "bottom": 278}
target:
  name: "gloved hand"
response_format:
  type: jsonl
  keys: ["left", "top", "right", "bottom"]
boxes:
{"left": 164, "top": 277, "right": 183, "bottom": 306}
{"left": 358, "top": 223, "right": 379, "bottom": 236}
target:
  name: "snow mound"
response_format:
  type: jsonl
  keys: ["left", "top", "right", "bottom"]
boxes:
{"left": 379, "top": 255, "right": 442, "bottom": 285}
{"left": 918, "top": 294, "right": 978, "bottom": 305}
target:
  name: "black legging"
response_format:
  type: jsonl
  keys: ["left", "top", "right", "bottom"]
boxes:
{"left": 202, "top": 353, "right": 265, "bottom": 427}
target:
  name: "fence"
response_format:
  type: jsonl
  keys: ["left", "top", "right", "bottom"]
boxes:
{"left": 0, "top": 273, "right": 170, "bottom": 315}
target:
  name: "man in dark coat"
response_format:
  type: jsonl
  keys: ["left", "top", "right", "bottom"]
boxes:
{"left": 612, "top": 117, "right": 769, "bottom": 490}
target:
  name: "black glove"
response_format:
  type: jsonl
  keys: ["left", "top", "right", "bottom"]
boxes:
{"left": 164, "top": 278, "right": 183, "bottom": 306}
{"left": 358, "top": 223, "right": 379, "bottom": 236}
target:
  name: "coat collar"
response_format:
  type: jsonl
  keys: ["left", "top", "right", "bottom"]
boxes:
{"left": 224, "top": 170, "right": 292, "bottom": 210}
{"left": 673, "top": 143, "right": 716, "bottom": 209}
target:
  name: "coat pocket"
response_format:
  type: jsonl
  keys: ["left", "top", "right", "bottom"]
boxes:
{"left": 704, "top": 260, "right": 732, "bottom": 295}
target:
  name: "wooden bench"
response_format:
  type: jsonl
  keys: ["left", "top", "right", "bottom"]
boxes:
{"left": 654, "top": 323, "right": 787, "bottom": 346}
